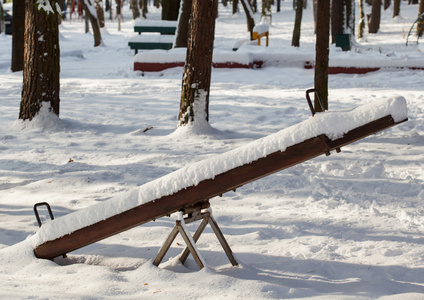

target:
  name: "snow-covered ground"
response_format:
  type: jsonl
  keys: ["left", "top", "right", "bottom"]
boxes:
{"left": 0, "top": 1, "right": 423, "bottom": 299}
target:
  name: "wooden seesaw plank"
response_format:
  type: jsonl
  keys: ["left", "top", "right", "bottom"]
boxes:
{"left": 33, "top": 115, "right": 406, "bottom": 260}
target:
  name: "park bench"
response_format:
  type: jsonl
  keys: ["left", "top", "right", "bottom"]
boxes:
{"left": 128, "top": 20, "right": 177, "bottom": 54}
{"left": 31, "top": 90, "right": 407, "bottom": 270}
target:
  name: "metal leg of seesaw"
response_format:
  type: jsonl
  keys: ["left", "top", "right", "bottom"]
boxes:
{"left": 153, "top": 209, "right": 238, "bottom": 270}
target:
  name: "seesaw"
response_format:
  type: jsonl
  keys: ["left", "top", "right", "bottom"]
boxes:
{"left": 31, "top": 90, "right": 408, "bottom": 269}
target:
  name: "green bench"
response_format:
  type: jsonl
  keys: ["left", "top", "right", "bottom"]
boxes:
{"left": 129, "top": 20, "right": 177, "bottom": 54}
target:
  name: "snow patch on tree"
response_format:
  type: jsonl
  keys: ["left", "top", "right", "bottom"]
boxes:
{"left": 174, "top": 89, "right": 217, "bottom": 136}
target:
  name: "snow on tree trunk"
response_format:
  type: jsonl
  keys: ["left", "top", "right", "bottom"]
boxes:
{"left": 261, "top": 0, "right": 272, "bottom": 23}
{"left": 240, "top": 0, "right": 255, "bottom": 40}
{"left": 178, "top": 0, "right": 218, "bottom": 128}
{"left": 20, "top": 0, "right": 60, "bottom": 120}
{"left": 345, "top": 0, "right": 355, "bottom": 36}
{"left": 82, "top": 0, "right": 102, "bottom": 46}
{"left": 358, "top": 0, "right": 366, "bottom": 38}
{"left": 95, "top": 0, "right": 105, "bottom": 27}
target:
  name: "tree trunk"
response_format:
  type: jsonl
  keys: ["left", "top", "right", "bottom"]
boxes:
{"left": 0, "top": 2, "right": 4, "bottom": 34}
{"left": 20, "top": 0, "right": 60, "bottom": 120}
{"left": 277, "top": 0, "right": 281, "bottom": 11}
{"left": 358, "top": 0, "right": 365, "bottom": 38}
{"left": 12, "top": 0, "right": 25, "bottom": 72}
{"left": 292, "top": 0, "right": 304, "bottom": 47}
{"left": 240, "top": 0, "right": 255, "bottom": 40}
{"left": 384, "top": 0, "right": 391, "bottom": 10}
{"left": 142, "top": 0, "right": 148, "bottom": 18}
{"left": 95, "top": 0, "right": 105, "bottom": 27}
{"left": 174, "top": 0, "right": 192, "bottom": 48}
{"left": 314, "top": 0, "right": 330, "bottom": 112}
{"left": 162, "top": 0, "right": 180, "bottom": 20}
{"left": 393, "top": 0, "right": 400, "bottom": 17}
{"left": 345, "top": 0, "right": 355, "bottom": 36}
{"left": 131, "top": 0, "right": 141, "bottom": 19}
{"left": 116, "top": 0, "right": 121, "bottom": 31}
{"left": 252, "top": 0, "right": 257, "bottom": 12}
{"left": 418, "top": 0, "right": 424, "bottom": 36}
{"left": 233, "top": 0, "right": 239, "bottom": 14}
{"left": 178, "top": 0, "right": 218, "bottom": 127}
{"left": 331, "top": 0, "right": 344, "bottom": 44}
{"left": 313, "top": 0, "right": 317, "bottom": 33}
{"left": 261, "top": 0, "right": 272, "bottom": 23}
{"left": 82, "top": 0, "right": 102, "bottom": 46}
{"left": 368, "top": 0, "right": 381, "bottom": 33}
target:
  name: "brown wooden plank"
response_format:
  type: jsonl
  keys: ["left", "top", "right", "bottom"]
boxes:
{"left": 325, "top": 115, "right": 407, "bottom": 150}
{"left": 33, "top": 115, "right": 407, "bottom": 259}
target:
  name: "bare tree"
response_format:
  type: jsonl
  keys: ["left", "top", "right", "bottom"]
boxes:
{"left": 418, "top": 0, "right": 424, "bottom": 36}
{"left": 393, "top": 0, "right": 401, "bottom": 17}
{"left": 0, "top": 2, "right": 4, "bottom": 34}
{"left": 95, "top": 0, "right": 105, "bottom": 27}
{"left": 233, "top": 0, "right": 239, "bottom": 14}
{"left": 81, "top": 0, "right": 102, "bottom": 46}
{"left": 240, "top": 0, "right": 255, "bottom": 40}
{"left": 20, "top": 0, "right": 60, "bottom": 120}
{"left": 174, "top": 0, "right": 192, "bottom": 48}
{"left": 131, "top": 0, "right": 141, "bottom": 19}
{"left": 368, "top": 0, "right": 381, "bottom": 33}
{"left": 261, "top": 0, "right": 272, "bottom": 23}
{"left": 292, "top": 0, "right": 304, "bottom": 47}
{"left": 116, "top": 0, "right": 122, "bottom": 30}
{"left": 12, "top": 0, "right": 25, "bottom": 72}
{"left": 162, "top": 0, "right": 180, "bottom": 20}
{"left": 178, "top": 0, "right": 218, "bottom": 127}
{"left": 345, "top": 0, "right": 355, "bottom": 36}
{"left": 358, "top": 0, "right": 366, "bottom": 38}
{"left": 331, "top": 0, "right": 344, "bottom": 44}
{"left": 141, "top": 0, "right": 148, "bottom": 18}
{"left": 314, "top": 0, "right": 330, "bottom": 111}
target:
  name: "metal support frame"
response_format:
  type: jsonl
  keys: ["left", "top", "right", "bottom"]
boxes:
{"left": 33, "top": 202, "right": 67, "bottom": 259}
{"left": 305, "top": 88, "right": 326, "bottom": 116}
{"left": 153, "top": 204, "right": 238, "bottom": 270}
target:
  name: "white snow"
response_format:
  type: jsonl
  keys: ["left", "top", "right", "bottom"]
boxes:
{"left": 135, "top": 48, "right": 254, "bottom": 65}
{"left": 253, "top": 23, "right": 270, "bottom": 35}
{"left": 134, "top": 20, "right": 178, "bottom": 27}
{"left": 28, "top": 96, "right": 407, "bottom": 248}
{"left": 0, "top": 2, "right": 424, "bottom": 299}
{"left": 129, "top": 34, "right": 175, "bottom": 43}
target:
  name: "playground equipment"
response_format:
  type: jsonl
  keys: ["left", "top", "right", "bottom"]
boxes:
{"left": 32, "top": 90, "right": 407, "bottom": 269}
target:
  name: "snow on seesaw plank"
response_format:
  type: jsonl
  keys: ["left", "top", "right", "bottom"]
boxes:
{"left": 28, "top": 96, "right": 408, "bottom": 248}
